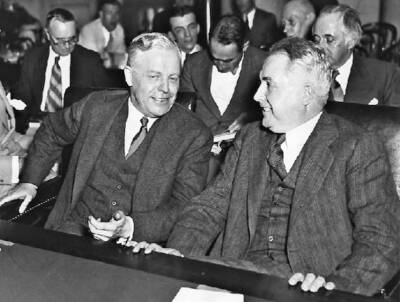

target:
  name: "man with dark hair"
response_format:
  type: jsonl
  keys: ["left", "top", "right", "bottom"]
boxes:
{"left": 180, "top": 15, "right": 266, "bottom": 136}
{"left": 313, "top": 4, "right": 400, "bottom": 106}
{"left": 233, "top": 0, "right": 279, "bottom": 50}
{"left": 168, "top": 6, "right": 202, "bottom": 65}
{"left": 79, "top": 0, "right": 127, "bottom": 69}
{"left": 0, "top": 33, "right": 212, "bottom": 245}
{"left": 12, "top": 8, "right": 113, "bottom": 129}
{"left": 131, "top": 37, "right": 400, "bottom": 296}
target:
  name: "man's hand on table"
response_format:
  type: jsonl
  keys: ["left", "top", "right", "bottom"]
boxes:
{"left": 288, "top": 272, "right": 335, "bottom": 293}
{"left": 0, "top": 182, "right": 37, "bottom": 213}
{"left": 88, "top": 210, "right": 134, "bottom": 243}
{"left": 123, "top": 241, "right": 183, "bottom": 257}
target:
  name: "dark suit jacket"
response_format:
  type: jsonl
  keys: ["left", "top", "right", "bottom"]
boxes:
{"left": 344, "top": 55, "right": 400, "bottom": 107}
{"left": 180, "top": 46, "right": 267, "bottom": 135}
{"left": 167, "top": 112, "right": 400, "bottom": 295}
{"left": 12, "top": 44, "right": 116, "bottom": 125}
{"left": 248, "top": 8, "right": 279, "bottom": 50}
{"left": 20, "top": 90, "right": 213, "bottom": 243}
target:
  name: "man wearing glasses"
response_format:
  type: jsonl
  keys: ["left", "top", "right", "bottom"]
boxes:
{"left": 12, "top": 8, "right": 113, "bottom": 129}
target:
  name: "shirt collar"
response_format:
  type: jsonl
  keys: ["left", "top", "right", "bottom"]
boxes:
{"left": 247, "top": 8, "right": 256, "bottom": 28}
{"left": 49, "top": 46, "right": 70, "bottom": 62}
{"left": 336, "top": 54, "right": 353, "bottom": 93}
{"left": 127, "top": 98, "right": 158, "bottom": 129}
{"left": 283, "top": 112, "right": 322, "bottom": 151}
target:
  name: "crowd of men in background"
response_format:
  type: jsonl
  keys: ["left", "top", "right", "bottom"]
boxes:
{"left": 0, "top": 0, "right": 400, "bottom": 298}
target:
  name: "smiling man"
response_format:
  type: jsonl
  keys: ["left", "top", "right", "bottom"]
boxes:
{"left": 134, "top": 37, "right": 400, "bottom": 296}
{"left": 0, "top": 33, "right": 212, "bottom": 245}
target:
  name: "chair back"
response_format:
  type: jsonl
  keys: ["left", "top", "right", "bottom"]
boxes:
{"left": 326, "top": 101, "right": 400, "bottom": 196}
{"left": 361, "top": 22, "right": 398, "bottom": 59}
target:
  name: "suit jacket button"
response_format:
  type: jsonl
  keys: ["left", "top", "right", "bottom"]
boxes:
{"left": 268, "top": 235, "right": 274, "bottom": 242}
{"left": 111, "top": 201, "right": 118, "bottom": 206}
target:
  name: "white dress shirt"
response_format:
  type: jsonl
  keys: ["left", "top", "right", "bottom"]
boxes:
{"left": 336, "top": 54, "right": 353, "bottom": 95}
{"left": 210, "top": 57, "right": 243, "bottom": 115}
{"left": 124, "top": 99, "right": 157, "bottom": 156}
{"left": 281, "top": 112, "right": 322, "bottom": 172}
{"left": 245, "top": 8, "right": 256, "bottom": 29}
{"left": 40, "top": 47, "right": 71, "bottom": 111}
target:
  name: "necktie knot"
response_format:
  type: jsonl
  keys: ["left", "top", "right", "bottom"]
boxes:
{"left": 140, "top": 116, "right": 149, "bottom": 128}
{"left": 268, "top": 133, "right": 287, "bottom": 179}
{"left": 54, "top": 56, "right": 60, "bottom": 65}
{"left": 276, "top": 133, "right": 286, "bottom": 146}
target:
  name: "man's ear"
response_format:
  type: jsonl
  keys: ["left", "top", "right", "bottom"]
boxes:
{"left": 305, "top": 12, "right": 316, "bottom": 28}
{"left": 124, "top": 66, "right": 133, "bottom": 87}
{"left": 196, "top": 23, "right": 200, "bottom": 35}
{"left": 44, "top": 28, "right": 50, "bottom": 41}
{"left": 168, "top": 31, "right": 176, "bottom": 42}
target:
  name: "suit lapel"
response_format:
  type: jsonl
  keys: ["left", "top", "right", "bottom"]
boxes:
{"left": 71, "top": 95, "right": 128, "bottom": 206}
{"left": 35, "top": 46, "right": 50, "bottom": 106}
{"left": 290, "top": 113, "right": 337, "bottom": 224}
{"left": 247, "top": 126, "right": 273, "bottom": 238}
{"left": 345, "top": 55, "right": 374, "bottom": 103}
{"left": 132, "top": 106, "right": 182, "bottom": 208}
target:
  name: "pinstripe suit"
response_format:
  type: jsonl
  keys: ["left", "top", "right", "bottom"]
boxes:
{"left": 167, "top": 112, "right": 400, "bottom": 296}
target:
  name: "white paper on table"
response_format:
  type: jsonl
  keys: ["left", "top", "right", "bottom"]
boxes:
{"left": 172, "top": 287, "right": 244, "bottom": 302}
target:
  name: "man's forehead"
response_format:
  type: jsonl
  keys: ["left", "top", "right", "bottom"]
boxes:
{"left": 48, "top": 19, "right": 76, "bottom": 35}
{"left": 134, "top": 48, "right": 180, "bottom": 68}
{"left": 316, "top": 13, "right": 344, "bottom": 32}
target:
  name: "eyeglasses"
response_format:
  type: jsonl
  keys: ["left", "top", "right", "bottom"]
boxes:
{"left": 48, "top": 34, "right": 78, "bottom": 46}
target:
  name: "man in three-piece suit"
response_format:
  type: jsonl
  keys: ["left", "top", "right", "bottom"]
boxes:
{"left": 12, "top": 8, "right": 115, "bottom": 130}
{"left": 0, "top": 33, "right": 212, "bottom": 244}
{"left": 134, "top": 38, "right": 400, "bottom": 296}
{"left": 313, "top": 4, "right": 400, "bottom": 106}
{"left": 233, "top": 0, "right": 279, "bottom": 50}
{"left": 180, "top": 15, "right": 266, "bottom": 136}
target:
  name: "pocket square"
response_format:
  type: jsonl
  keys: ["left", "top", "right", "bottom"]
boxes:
{"left": 368, "top": 98, "right": 379, "bottom": 105}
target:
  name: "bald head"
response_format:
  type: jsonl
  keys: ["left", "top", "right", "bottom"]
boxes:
{"left": 282, "top": 0, "right": 315, "bottom": 38}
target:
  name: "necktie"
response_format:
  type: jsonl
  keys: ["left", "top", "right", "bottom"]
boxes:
{"left": 105, "top": 31, "right": 114, "bottom": 52}
{"left": 46, "top": 56, "right": 63, "bottom": 112}
{"left": 267, "top": 133, "right": 287, "bottom": 179}
{"left": 243, "top": 14, "right": 250, "bottom": 32}
{"left": 331, "top": 69, "right": 344, "bottom": 102}
{"left": 126, "top": 117, "right": 148, "bottom": 158}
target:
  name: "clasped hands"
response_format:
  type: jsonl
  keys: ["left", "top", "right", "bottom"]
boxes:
{"left": 123, "top": 241, "right": 335, "bottom": 293}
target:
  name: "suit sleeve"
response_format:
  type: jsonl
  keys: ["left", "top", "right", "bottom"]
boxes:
{"left": 165, "top": 128, "right": 247, "bottom": 255}
{"left": 20, "top": 97, "right": 89, "bottom": 186}
{"left": 328, "top": 132, "right": 400, "bottom": 295}
{"left": 131, "top": 125, "right": 213, "bottom": 243}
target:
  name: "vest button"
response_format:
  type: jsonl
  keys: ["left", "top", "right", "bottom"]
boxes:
{"left": 111, "top": 200, "right": 118, "bottom": 206}
{"left": 268, "top": 235, "right": 274, "bottom": 242}
{"left": 277, "top": 187, "right": 283, "bottom": 192}
{"left": 116, "top": 184, "right": 122, "bottom": 190}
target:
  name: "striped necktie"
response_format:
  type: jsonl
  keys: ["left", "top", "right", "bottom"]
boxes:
{"left": 46, "top": 56, "right": 63, "bottom": 112}
{"left": 126, "top": 117, "right": 149, "bottom": 159}
{"left": 268, "top": 133, "right": 287, "bottom": 179}
{"left": 331, "top": 69, "right": 344, "bottom": 102}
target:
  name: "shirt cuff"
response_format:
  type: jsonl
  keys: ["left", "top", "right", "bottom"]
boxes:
{"left": 125, "top": 216, "right": 134, "bottom": 241}
{"left": 11, "top": 156, "right": 19, "bottom": 183}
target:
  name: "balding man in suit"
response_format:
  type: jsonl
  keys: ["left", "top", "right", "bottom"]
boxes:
{"left": 313, "top": 4, "right": 400, "bottom": 106}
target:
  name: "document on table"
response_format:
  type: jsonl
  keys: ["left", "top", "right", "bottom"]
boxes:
{"left": 172, "top": 287, "right": 244, "bottom": 302}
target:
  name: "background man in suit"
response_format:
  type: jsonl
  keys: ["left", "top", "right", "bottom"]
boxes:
{"left": 233, "top": 0, "right": 279, "bottom": 50}
{"left": 168, "top": 6, "right": 202, "bottom": 66}
{"left": 12, "top": 8, "right": 115, "bottom": 130}
{"left": 282, "top": 0, "right": 315, "bottom": 39}
{"left": 0, "top": 33, "right": 212, "bottom": 245}
{"left": 79, "top": 0, "right": 127, "bottom": 69}
{"left": 132, "top": 38, "right": 400, "bottom": 296}
{"left": 180, "top": 15, "right": 266, "bottom": 136}
{"left": 312, "top": 4, "right": 400, "bottom": 106}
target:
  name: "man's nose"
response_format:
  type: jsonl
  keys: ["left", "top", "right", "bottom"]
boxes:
{"left": 254, "top": 83, "right": 267, "bottom": 103}
{"left": 158, "top": 78, "right": 170, "bottom": 93}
